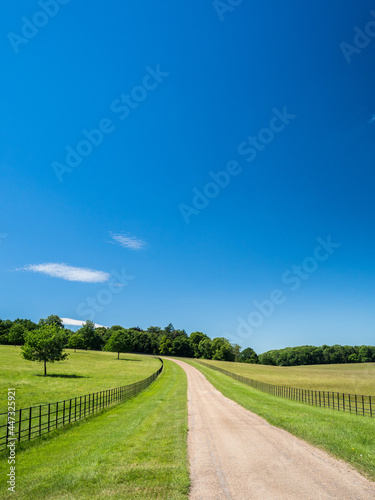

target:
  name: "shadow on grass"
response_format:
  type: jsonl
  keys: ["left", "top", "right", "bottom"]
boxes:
{"left": 35, "top": 374, "right": 86, "bottom": 378}
{"left": 117, "top": 358, "right": 142, "bottom": 361}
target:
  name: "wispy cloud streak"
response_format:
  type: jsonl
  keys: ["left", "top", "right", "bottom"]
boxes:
{"left": 18, "top": 263, "right": 110, "bottom": 283}
{"left": 109, "top": 232, "right": 146, "bottom": 250}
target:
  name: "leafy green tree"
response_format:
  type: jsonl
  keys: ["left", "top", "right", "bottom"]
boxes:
{"left": 258, "top": 351, "right": 276, "bottom": 365}
{"left": 147, "top": 326, "right": 162, "bottom": 335}
{"left": 348, "top": 353, "right": 359, "bottom": 363}
{"left": 39, "top": 315, "right": 64, "bottom": 328}
{"left": 8, "top": 324, "right": 28, "bottom": 346}
{"left": 147, "top": 326, "right": 163, "bottom": 354}
{"left": 189, "top": 331, "right": 208, "bottom": 358}
{"left": 239, "top": 347, "right": 258, "bottom": 363}
{"left": 96, "top": 326, "right": 111, "bottom": 345}
{"left": 172, "top": 336, "right": 192, "bottom": 357}
{"left": 67, "top": 332, "right": 85, "bottom": 352}
{"left": 211, "top": 338, "right": 235, "bottom": 361}
{"left": 106, "top": 325, "right": 125, "bottom": 337}
{"left": 358, "top": 346, "right": 372, "bottom": 363}
{"left": 198, "top": 338, "right": 212, "bottom": 359}
{"left": 159, "top": 335, "right": 173, "bottom": 355}
{"left": 0, "top": 319, "right": 13, "bottom": 344}
{"left": 130, "top": 330, "right": 152, "bottom": 353}
{"left": 13, "top": 318, "right": 38, "bottom": 331}
{"left": 164, "top": 323, "right": 175, "bottom": 336}
{"left": 104, "top": 329, "right": 131, "bottom": 359}
{"left": 78, "top": 320, "right": 102, "bottom": 350}
{"left": 21, "top": 324, "right": 69, "bottom": 376}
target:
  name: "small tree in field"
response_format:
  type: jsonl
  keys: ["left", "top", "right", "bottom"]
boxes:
{"left": 104, "top": 329, "right": 131, "bottom": 359}
{"left": 21, "top": 324, "right": 69, "bottom": 376}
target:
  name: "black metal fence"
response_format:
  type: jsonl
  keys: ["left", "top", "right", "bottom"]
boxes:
{"left": 0, "top": 358, "right": 163, "bottom": 452}
{"left": 197, "top": 360, "right": 374, "bottom": 418}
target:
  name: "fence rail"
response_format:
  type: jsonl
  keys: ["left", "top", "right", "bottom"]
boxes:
{"left": 0, "top": 358, "right": 163, "bottom": 452}
{"left": 196, "top": 360, "right": 374, "bottom": 418}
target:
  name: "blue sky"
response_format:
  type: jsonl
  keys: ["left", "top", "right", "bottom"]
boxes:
{"left": 1, "top": 1, "right": 375, "bottom": 353}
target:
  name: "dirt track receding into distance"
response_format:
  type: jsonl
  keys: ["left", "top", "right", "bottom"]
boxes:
{"left": 169, "top": 358, "right": 375, "bottom": 500}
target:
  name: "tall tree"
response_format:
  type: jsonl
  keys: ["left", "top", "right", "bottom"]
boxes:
{"left": 104, "top": 329, "right": 131, "bottom": 359}
{"left": 21, "top": 324, "right": 68, "bottom": 376}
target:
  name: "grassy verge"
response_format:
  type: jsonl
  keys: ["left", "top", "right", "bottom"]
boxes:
{"left": 183, "top": 359, "right": 375, "bottom": 482}
{"left": 0, "top": 359, "right": 189, "bottom": 499}
{"left": 0, "top": 346, "right": 161, "bottom": 409}
{"left": 192, "top": 358, "right": 375, "bottom": 394}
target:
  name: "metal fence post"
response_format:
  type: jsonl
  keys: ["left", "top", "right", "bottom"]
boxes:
{"left": 18, "top": 409, "right": 22, "bottom": 442}
{"left": 39, "top": 405, "right": 42, "bottom": 436}
{"left": 28, "top": 407, "right": 32, "bottom": 441}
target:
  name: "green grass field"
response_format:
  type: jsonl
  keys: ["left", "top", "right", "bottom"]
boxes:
{"left": 0, "top": 359, "right": 189, "bottom": 499}
{"left": 184, "top": 359, "right": 375, "bottom": 481}
{"left": 0, "top": 346, "right": 161, "bottom": 411}
{"left": 195, "top": 358, "right": 375, "bottom": 395}
{"left": 2, "top": 346, "right": 374, "bottom": 497}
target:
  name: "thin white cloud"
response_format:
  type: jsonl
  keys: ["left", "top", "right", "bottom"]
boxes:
{"left": 18, "top": 263, "right": 110, "bottom": 283}
{"left": 61, "top": 318, "right": 107, "bottom": 328}
{"left": 369, "top": 114, "right": 375, "bottom": 124}
{"left": 109, "top": 232, "right": 146, "bottom": 250}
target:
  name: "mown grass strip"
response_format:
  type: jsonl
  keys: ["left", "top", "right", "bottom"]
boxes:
{"left": 0, "top": 361, "right": 163, "bottom": 454}
{"left": 184, "top": 359, "right": 375, "bottom": 482}
{"left": 0, "top": 359, "right": 189, "bottom": 500}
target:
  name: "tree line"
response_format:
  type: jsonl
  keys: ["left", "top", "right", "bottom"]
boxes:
{"left": 259, "top": 344, "right": 375, "bottom": 366}
{"left": 1, "top": 316, "right": 374, "bottom": 368}
{"left": 0, "top": 315, "right": 257, "bottom": 363}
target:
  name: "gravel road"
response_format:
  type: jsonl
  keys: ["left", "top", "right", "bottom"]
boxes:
{"left": 169, "top": 358, "right": 375, "bottom": 500}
